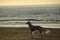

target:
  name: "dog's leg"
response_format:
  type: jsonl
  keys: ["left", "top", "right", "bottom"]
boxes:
{"left": 32, "top": 31, "right": 35, "bottom": 37}
{"left": 38, "top": 32, "right": 43, "bottom": 40}
{"left": 31, "top": 32, "right": 33, "bottom": 38}
{"left": 30, "top": 32, "right": 33, "bottom": 39}
{"left": 41, "top": 33, "right": 44, "bottom": 40}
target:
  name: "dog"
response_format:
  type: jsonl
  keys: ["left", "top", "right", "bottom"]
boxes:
{"left": 26, "top": 21, "right": 48, "bottom": 38}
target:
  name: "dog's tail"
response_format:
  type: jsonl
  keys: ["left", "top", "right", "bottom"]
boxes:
{"left": 45, "top": 29, "right": 51, "bottom": 34}
{"left": 42, "top": 29, "right": 51, "bottom": 35}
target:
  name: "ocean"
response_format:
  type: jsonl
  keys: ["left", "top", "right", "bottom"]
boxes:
{"left": 0, "top": 4, "right": 60, "bottom": 24}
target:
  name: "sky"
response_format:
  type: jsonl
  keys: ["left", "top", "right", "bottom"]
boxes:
{"left": 0, "top": 0, "right": 60, "bottom": 6}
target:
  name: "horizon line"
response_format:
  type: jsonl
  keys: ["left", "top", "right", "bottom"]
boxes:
{"left": 0, "top": 4, "right": 60, "bottom": 6}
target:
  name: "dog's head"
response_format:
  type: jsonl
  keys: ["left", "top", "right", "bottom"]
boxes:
{"left": 26, "top": 21, "right": 31, "bottom": 24}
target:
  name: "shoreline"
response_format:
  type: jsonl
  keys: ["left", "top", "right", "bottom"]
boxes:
{"left": 0, "top": 24, "right": 60, "bottom": 28}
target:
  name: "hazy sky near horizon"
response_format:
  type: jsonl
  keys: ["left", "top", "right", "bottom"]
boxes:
{"left": 0, "top": 0, "right": 60, "bottom": 6}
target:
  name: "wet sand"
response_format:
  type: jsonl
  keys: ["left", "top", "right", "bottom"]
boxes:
{"left": 0, "top": 27, "right": 60, "bottom": 40}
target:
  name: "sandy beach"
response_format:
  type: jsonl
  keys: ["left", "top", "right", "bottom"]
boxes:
{"left": 0, "top": 27, "right": 60, "bottom": 40}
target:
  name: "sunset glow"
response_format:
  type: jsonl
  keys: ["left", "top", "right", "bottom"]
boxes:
{"left": 0, "top": 0, "right": 60, "bottom": 6}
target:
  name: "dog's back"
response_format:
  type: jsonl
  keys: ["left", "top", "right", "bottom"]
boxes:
{"left": 30, "top": 25, "right": 45, "bottom": 33}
